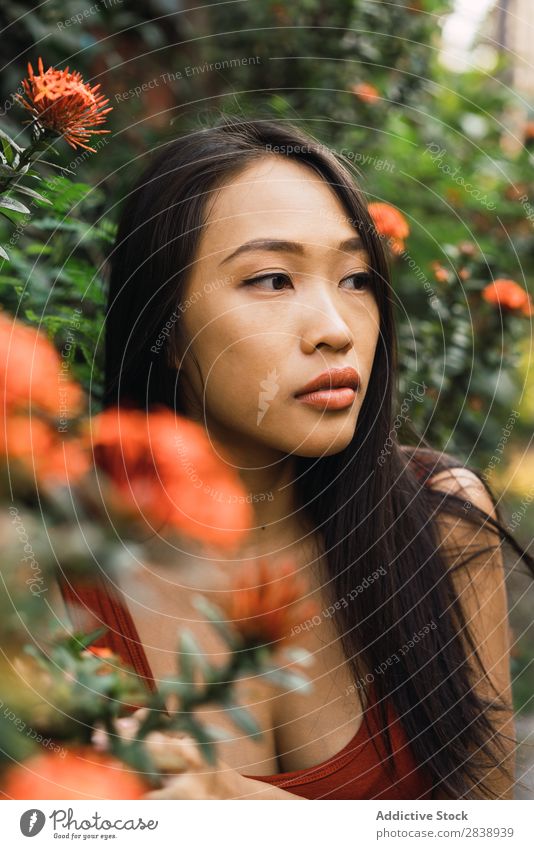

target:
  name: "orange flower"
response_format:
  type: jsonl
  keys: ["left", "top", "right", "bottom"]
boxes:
{"left": 0, "top": 310, "right": 84, "bottom": 418}
{"left": 504, "top": 183, "right": 528, "bottom": 201}
{"left": 351, "top": 82, "right": 380, "bottom": 104}
{"left": 84, "top": 646, "right": 115, "bottom": 659}
{"left": 3, "top": 746, "right": 148, "bottom": 799}
{"left": 0, "top": 414, "right": 90, "bottom": 486}
{"left": 81, "top": 646, "right": 117, "bottom": 675}
{"left": 468, "top": 396, "right": 484, "bottom": 412}
{"left": 219, "top": 557, "right": 319, "bottom": 647}
{"left": 368, "top": 202, "right": 410, "bottom": 254}
{"left": 271, "top": 3, "right": 291, "bottom": 23}
{"left": 458, "top": 241, "right": 476, "bottom": 257}
{"left": 445, "top": 187, "right": 462, "bottom": 206}
{"left": 15, "top": 56, "right": 112, "bottom": 152}
{"left": 482, "top": 278, "right": 534, "bottom": 316}
{"left": 88, "top": 405, "right": 252, "bottom": 551}
{"left": 430, "top": 262, "right": 449, "bottom": 283}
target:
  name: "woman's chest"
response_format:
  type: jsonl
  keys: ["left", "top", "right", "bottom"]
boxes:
{"left": 121, "top": 569, "right": 279, "bottom": 774}
{"left": 269, "top": 612, "right": 367, "bottom": 772}
{"left": 123, "top": 569, "right": 365, "bottom": 776}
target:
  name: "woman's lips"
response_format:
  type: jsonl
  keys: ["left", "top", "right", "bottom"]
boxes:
{"left": 294, "top": 387, "right": 356, "bottom": 410}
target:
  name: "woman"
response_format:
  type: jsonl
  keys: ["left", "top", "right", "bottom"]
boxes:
{"left": 60, "top": 115, "right": 534, "bottom": 799}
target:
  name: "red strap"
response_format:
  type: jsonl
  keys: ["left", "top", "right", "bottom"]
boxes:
{"left": 57, "top": 571, "right": 157, "bottom": 693}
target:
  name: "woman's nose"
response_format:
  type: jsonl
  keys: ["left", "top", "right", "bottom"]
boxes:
{"left": 298, "top": 296, "right": 353, "bottom": 354}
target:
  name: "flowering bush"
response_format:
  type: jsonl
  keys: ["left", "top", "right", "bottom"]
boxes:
{"left": 0, "top": 57, "right": 111, "bottom": 263}
{"left": 0, "top": 307, "right": 315, "bottom": 798}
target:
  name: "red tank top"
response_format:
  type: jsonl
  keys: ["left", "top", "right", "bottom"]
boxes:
{"left": 57, "top": 447, "right": 445, "bottom": 799}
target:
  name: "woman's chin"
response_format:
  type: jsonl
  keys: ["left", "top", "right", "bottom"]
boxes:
{"left": 287, "top": 430, "right": 355, "bottom": 458}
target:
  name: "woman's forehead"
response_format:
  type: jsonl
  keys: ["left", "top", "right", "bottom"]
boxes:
{"left": 205, "top": 155, "right": 354, "bottom": 222}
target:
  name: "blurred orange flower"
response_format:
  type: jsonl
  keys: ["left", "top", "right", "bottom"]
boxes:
{"left": 0, "top": 414, "right": 89, "bottom": 486}
{"left": 368, "top": 202, "right": 410, "bottom": 254}
{"left": 445, "top": 187, "right": 462, "bottom": 206}
{"left": 3, "top": 746, "right": 147, "bottom": 799}
{"left": 0, "top": 310, "right": 84, "bottom": 419}
{"left": 220, "top": 556, "right": 319, "bottom": 647}
{"left": 88, "top": 405, "right": 252, "bottom": 551}
{"left": 351, "top": 82, "right": 380, "bottom": 104}
{"left": 459, "top": 241, "right": 476, "bottom": 257}
{"left": 81, "top": 646, "right": 118, "bottom": 676}
{"left": 468, "top": 396, "right": 484, "bottom": 412}
{"left": 15, "top": 56, "right": 112, "bottom": 152}
{"left": 430, "top": 261, "right": 449, "bottom": 283}
{"left": 482, "top": 278, "right": 534, "bottom": 316}
{"left": 84, "top": 646, "right": 115, "bottom": 659}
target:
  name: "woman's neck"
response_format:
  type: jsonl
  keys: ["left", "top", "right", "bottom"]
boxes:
{"left": 182, "top": 411, "right": 320, "bottom": 563}
{"left": 235, "top": 458, "right": 314, "bottom": 559}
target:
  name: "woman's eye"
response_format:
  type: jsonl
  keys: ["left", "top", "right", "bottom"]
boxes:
{"left": 340, "top": 272, "right": 372, "bottom": 291}
{"left": 242, "top": 273, "right": 292, "bottom": 291}
{"left": 242, "top": 272, "right": 372, "bottom": 292}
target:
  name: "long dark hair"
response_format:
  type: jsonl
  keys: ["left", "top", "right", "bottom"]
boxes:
{"left": 104, "top": 115, "right": 534, "bottom": 799}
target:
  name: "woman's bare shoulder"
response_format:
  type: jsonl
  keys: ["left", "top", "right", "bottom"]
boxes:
{"left": 425, "top": 464, "right": 496, "bottom": 513}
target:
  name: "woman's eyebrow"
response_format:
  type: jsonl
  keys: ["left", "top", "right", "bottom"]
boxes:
{"left": 219, "top": 235, "right": 365, "bottom": 266}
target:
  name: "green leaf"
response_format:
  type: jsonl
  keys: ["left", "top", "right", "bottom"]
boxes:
{"left": 184, "top": 718, "right": 221, "bottom": 765}
{"left": 37, "top": 160, "right": 74, "bottom": 173}
{"left": 224, "top": 702, "right": 263, "bottom": 738}
{"left": 0, "top": 128, "right": 23, "bottom": 154}
{"left": 70, "top": 627, "right": 109, "bottom": 652}
{"left": 22, "top": 308, "right": 40, "bottom": 322}
{"left": 0, "top": 244, "right": 9, "bottom": 261}
{"left": 192, "top": 594, "right": 238, "bottom": 647}
{"left": 0, "top": 195, "right": 31, "bottom": 215}
{"left": 24, "top": 243, "right": 53, "bottom": 256}
{"left": 0, "top": 163, "right": 16, "bottom": 179}
{"left": 157, "top": 676, "right": 194, "bottom": 698}
{"left": 176, "top": 628, "right": 208, "bottom": 678}
{"left": 282, "top": 646, "right": 314, "bottom": 667}
{"left": 29, "top": 218, "right": 91, "bottom": 239}
{"left": 201, "top": 723, "right": 233, "bottom": 742}
{"left": 37, "top": 177, "right": 95, "bottom": 214}
{"left": 0, "top": 138, "right": 15, "bottom": 165}
{"left": 259, "top": 666, "right": 312, "bottom": 693}
{"left": 0, "top": 211, "right": 18, "bottom": 225}
{"left": 177, "top": 629, "right": 197, "bottom": 683}
{"left": 11, "top": 184, "right": 52, "bottom": 204}
{"left": 22, "top": 643, "right": 55, "bottom": 672}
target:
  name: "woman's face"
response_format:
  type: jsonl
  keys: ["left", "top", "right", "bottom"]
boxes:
{"left": 176, "top": 155, "right": 380, "bottom": 461}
